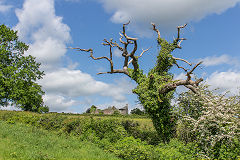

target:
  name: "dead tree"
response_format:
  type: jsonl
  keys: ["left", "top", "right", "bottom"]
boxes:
{"left": 70, "top": 22, "right": 203, "bottom": 142}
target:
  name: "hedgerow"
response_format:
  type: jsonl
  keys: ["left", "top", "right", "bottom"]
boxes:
{"left": 0, "top": 110, "right": 196, "bottom": 160}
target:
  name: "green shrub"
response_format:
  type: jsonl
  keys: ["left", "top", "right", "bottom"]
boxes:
{"left": 110, "top": 136, "right": 152, "bottom": 160}
{"left": 61, "top": 118, "right": 128, "bottom": 142}
{"left": 153, "top": 139, "right": 196, "bottom": 160}
{"left": 212, "top": 138, "right": 240, "bottom": 160}
{"left": 121, "top": 120, "right": 160, "bottom": 145}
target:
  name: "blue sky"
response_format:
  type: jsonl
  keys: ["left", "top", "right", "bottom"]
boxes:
{"left": 1, "top": 0, "right": 240, "bottom": 113}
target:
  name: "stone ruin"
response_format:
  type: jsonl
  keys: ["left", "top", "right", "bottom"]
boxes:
{"left": 91, "top": 104, "right": 128, "bottom": 115}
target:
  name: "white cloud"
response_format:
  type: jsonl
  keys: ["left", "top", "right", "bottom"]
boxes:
{"left": 39, "top": 68, "right": 134, "bottom": 102}
{"left": 0, "top": 0, "right": 12, "bottom": 13}
{"left": 40, "top": 68, "right": 109, "bottom": 97}
{"left": 104, "top": 78, "right": 135, "bottom": 101}
{"left": 0, "top": 105, "right": 21, "bottom": 111}
{"left": 99, "top": 0, "right": 240, "bottom": 34}
{"left": 14, "top": 0, "right": 71, "bottom": 69}
{"left": 43, "top": 94, "right": 77, "bottom": 112}
{"left": 206, "top": 71, "right": 240, "bottom": 95}
{"left": 113, "top": 48, "right": 122, "bottom": 57}
{"left": 174, "top": 72, "right": 186, "bottom": 80}
{"left": 201, "top": 54, "right": 239, "bottom": 67}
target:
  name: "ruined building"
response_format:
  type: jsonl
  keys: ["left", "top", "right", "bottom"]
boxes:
{"left": 91, "top": 104, "right": 128, "bottom": 115}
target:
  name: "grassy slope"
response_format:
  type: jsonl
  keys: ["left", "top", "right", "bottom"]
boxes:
{"left": 0, "top": 121, "right": 120, "bottom": 160}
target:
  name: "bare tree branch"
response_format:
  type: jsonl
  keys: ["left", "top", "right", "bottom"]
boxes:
{"left": 177, "top": 24, "right": 187, "bottom": 40}
{"left": 173, "top": 56, "right": 192, "bottom": 66}
{"left": 97, "top": 69, "right": 130, "bottom": 76}
{"left": 159, "top": 77, "right": 204, "bottom": 94}
{"left": 175, "top": 24, "right": 187, "bottom": 48}
{"left": 69, "top": 21, "right": 142, "bottom": 77}
{"left": 159, "top": 59, "right": 203, "bottom": 95}
{"left": 111, "top": 41, "right": 124, "bottom": 51}
{"left": 128, "top": 48, "right": 150, "bottom": 66}
{"left": 186, "top": 61, "right": 203, "bottom": 81}
{"left": 122, "top": 21, "right": 138, "bottom": 41}
{"left": 69, "top": 47, "right": 130, "bottom": 76}
{"left": 175, "top": 62, "right": 188, "bottom": 72}
{"left": 151, "top": 23, "right": 161, "bottom": 39}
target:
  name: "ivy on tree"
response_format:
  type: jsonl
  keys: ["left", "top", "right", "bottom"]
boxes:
{"left": 0, "top": 24, "right": 48, "bottom": 113}
{"left": 71, "top": 22, "right": 203, "bottom": 142}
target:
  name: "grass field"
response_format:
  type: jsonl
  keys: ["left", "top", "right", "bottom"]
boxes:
{"left": 0, "top": 120, "right": 120, "bottom": 160}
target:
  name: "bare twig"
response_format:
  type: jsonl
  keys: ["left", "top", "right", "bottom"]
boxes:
{"left": 128, "top": 48, "right": 150, "bottom": 66}
{"left": 151, "top": 23, "right": 161, "bottom": 39}
{"left": 175, "top": 62, "right": 188, "bottom": 72}
{"left": 186, "top": 61, "right": 203, "bottom": 81}
{"left": 173, "top": 57, "right": 192, "bottom": 66}
{"left": 175, "top": 24, "right": 187, "bottom": 48}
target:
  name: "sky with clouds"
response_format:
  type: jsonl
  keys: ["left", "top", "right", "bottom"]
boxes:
{"left": 1, "top": 0, "right": 240, "bottom": 113}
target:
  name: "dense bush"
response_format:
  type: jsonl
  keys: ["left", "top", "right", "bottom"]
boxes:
{"left": 62, "top": 118, "right": 128, "bottom": 143}
{"left": 121, "top": 120, "right": 161, "bottom": 145}
{"left": 109, "top": 136, "right": 152, "bottom": 160}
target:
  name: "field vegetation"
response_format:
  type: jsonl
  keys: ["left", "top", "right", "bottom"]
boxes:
{"left": 1, "top": 107, "right": 239, "bottom": 159}
{"left": 0, "top": 110, "right": 197, "bottom": 160}
{"left": 0, "top": 120, "right": 120, "bottom": 160}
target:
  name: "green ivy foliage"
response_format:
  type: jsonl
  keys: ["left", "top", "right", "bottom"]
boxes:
{"left": 0, "top": 24, "right": 48, "bottom": 113}
{"left": 128, "top": 37, "right": 179, "bottom": 142}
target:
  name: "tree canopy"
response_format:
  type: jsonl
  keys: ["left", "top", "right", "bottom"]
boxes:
{"left": 0, "top": 24, "right": 48, "bottom": 113}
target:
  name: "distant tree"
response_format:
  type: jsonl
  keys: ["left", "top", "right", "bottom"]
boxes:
{"left": 71, "top": 22, "right": 202, "bottom": 142}
{"left": 0, "top": 24, "right": 48, "bottom": 113}
{"left": 130, "top": 108, "right": 145, "bottom": 115}
{"left": 85, "top": 108, "right": 91, "bottom": 113}
{"left": 89, "top": 105, "right": 97, "bottom": 113}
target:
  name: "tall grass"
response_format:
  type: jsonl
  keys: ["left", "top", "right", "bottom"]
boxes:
{"left": 0, "top": 121, "right": 120, "bottom": 160}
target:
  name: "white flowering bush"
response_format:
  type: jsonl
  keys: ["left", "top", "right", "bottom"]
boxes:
{"left": 176, "top": 85, "right": 240, "bottom": 159}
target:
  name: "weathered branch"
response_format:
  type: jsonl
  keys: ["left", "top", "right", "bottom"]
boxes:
{"left": 175, "top": 24, "right": 187, "bottom": 48}
{"left": 151, "top": 23, "right": 161, "bottom": 39}
{"left": 97, "top": 69, "right": 129, "bottom": 75}
{"left": 159, "top": 77, "right": 204, "bottom": 95}
{"left": 128, "top": 48, "right": 150, "bottom": 66}
{"left": 68, "top": 47, "right": 110, "bottom": 61}
{"left": 186, "top": 61, "right": 203, "bottom": 81}
{"left": 122, "top": 21, "right": 138, "bottom": 41}
{"left": 111, "top": 41, "right": 124, "bottom": 51}
{"left": 102, "top": 39, "right": 113, "bottom": 60}
{"left": 175, "top": 62, "right": 188, "bottom": 72}
{"left": 173, "top": 56, "right": 192, "bottom": 66}
{"left": 69, "top": 21, "right": 143, "bottom": 77}
{"left": 159, "top": 59, "right": 203, "bottom": 95}
{"left": 69, "top": 47, "right": 129, "bottom": 76}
